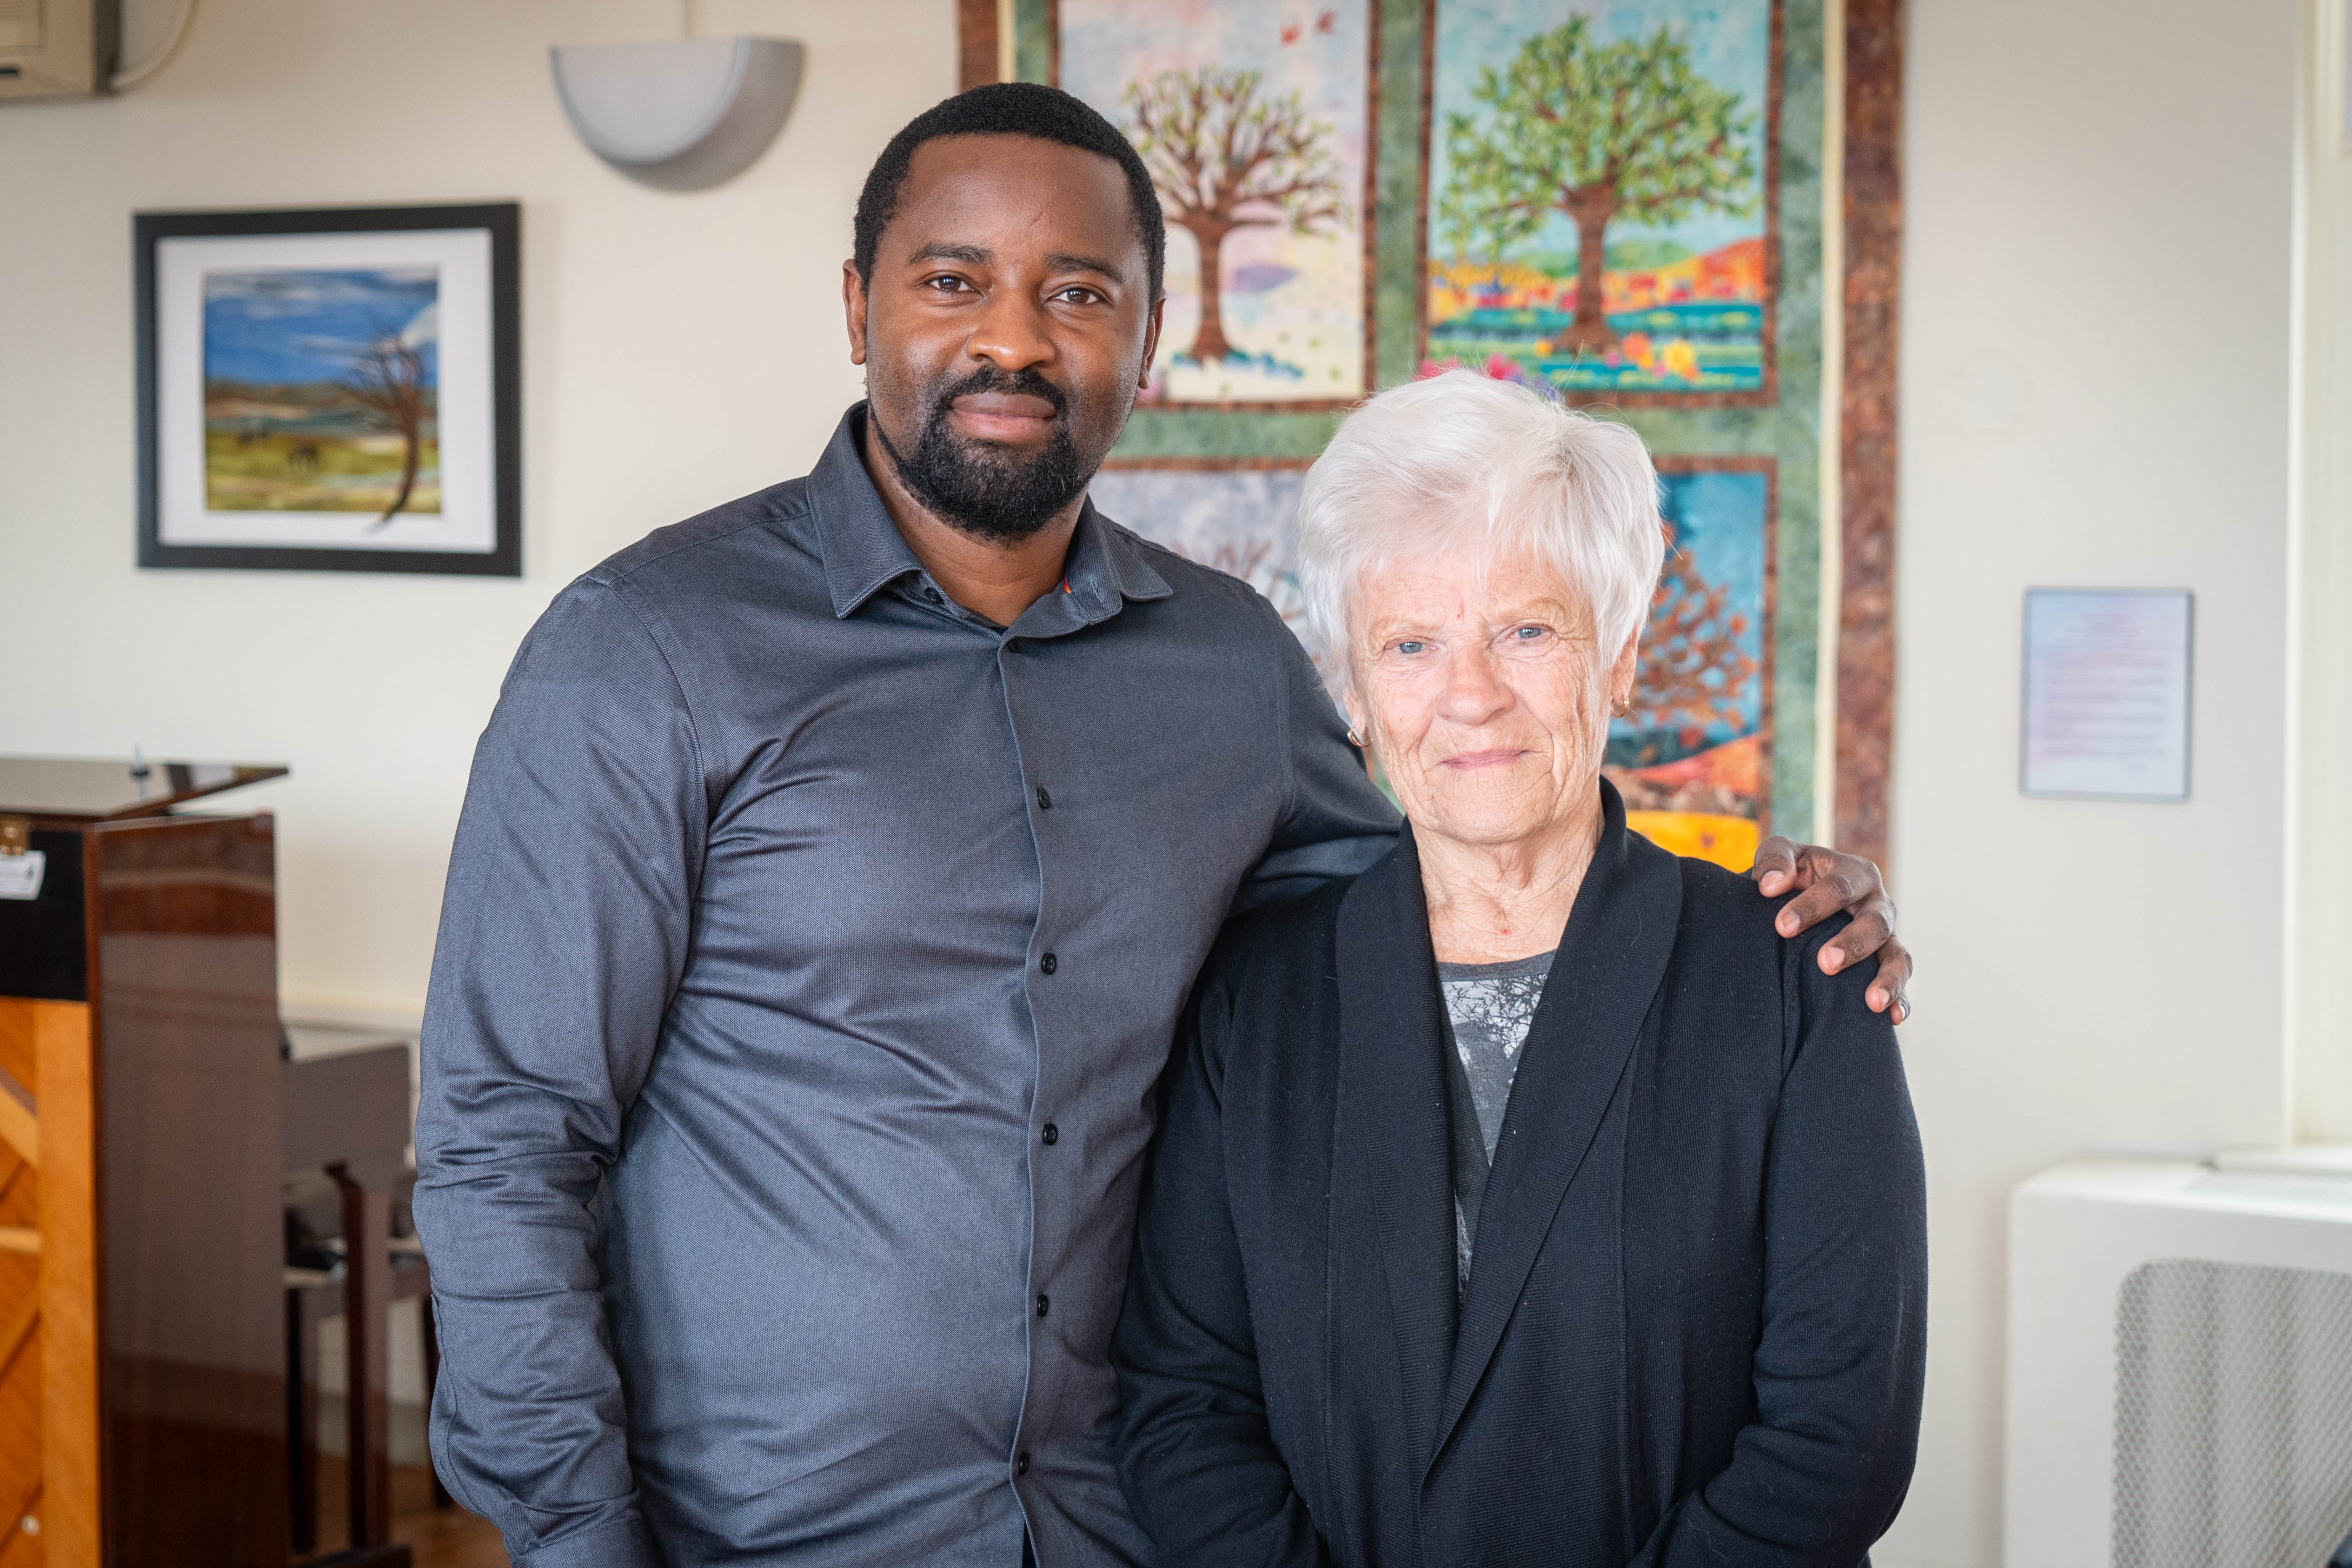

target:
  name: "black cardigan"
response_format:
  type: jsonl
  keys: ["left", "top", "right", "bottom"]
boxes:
{"left": 1111, "top": 785, "right": 1927, "bottom": 1567}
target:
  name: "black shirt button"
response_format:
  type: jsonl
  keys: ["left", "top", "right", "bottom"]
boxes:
{"left": 1014, "top": 1451, "right": 1030, "bottom": 1476}
{"left": 1039, "top": 952, "right": 1057, "bottom": 975}
{"left": 1041, "top": 1123, "right": 1058, "bottom": 1145}
{"left": 1036, "top": 785, "right": 1052, "bottom": 810}
{"left": 1036, "top": 1293, "right": 1050, "bottom": 1317}
{"left": 922, "top": 585, "right": 943, "bottom": 603}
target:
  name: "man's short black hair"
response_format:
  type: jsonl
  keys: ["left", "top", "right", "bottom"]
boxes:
{"left": 853, "top": 82, "right": 1166, "bottom": 302}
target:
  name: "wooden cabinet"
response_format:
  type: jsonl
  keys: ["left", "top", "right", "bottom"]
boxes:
{"left": 0, "top": 997, "right": 97, "bottom": 1568}
{"left": 0, "top": 760, "right": 292, "bottom": 1567}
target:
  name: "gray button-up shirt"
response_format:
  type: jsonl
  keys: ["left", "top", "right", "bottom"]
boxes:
{"left": 413, "top": 406, "right": 1398, "bottom": 1568}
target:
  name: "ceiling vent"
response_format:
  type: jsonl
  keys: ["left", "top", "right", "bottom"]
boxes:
{"left": 0, "top": 0, "right": 120, "bottom": 101}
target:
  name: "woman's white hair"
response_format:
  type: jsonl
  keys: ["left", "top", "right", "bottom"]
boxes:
{"left": 1295, "top": 368, "right": 1666, "bottom": 694}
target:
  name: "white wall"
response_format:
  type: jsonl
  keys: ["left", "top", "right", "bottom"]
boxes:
{"left": 2293, "top": 0, "right": 2352, "bottom": 1143}
{"left": 0, "top": 0, "right": 955, "bottom": 1023}
{"left": 1882, "top": 0, "right": 2299, "bottom": 1564}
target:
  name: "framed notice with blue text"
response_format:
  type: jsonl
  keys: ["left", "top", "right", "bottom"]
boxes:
{"left": 135, "top": 203, "right": 521, "bottom": 576}
{"left": 2020, "top": 589, "right": 2193, "bottom": 802}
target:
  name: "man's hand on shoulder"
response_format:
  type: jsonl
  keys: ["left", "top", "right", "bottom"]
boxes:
{"left": 1748, "top": 838, "right": 1912, "bottom": 1024}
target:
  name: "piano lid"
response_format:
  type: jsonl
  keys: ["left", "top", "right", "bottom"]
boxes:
{"left": 0, "top": 756, "right": 290, "bottom": 821}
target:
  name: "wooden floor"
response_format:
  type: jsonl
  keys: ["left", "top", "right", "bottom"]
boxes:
{"left": 310, "top": 1457, "right": 511, "bottom": 1568}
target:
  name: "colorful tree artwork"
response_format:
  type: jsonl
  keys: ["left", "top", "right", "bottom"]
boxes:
{"left": 1634, "top": 518, "right": 1761, "bottom": 735}
{"left": 1424, "top": 0, "right": 1777, "bottom": 401}
{"left": 1125, "top": 66, "right": 1352, "bottom": 366}
{"left": 1060, "top": 0, "right": 1370, "bottom": 405}
{"left": 1606, "top": 462, "right": 1774, "bottom": 869}
{"left": 976, "top": 0, "right": 1880, "bottom": 859}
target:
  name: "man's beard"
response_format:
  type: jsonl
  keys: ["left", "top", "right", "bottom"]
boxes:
{"left": 871, "top": 366, "right": 1091, "bottom": 545}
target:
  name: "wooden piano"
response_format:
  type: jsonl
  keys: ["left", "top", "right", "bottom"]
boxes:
{"left": 0, "top": 757, "right": 416, "bottom": 1568}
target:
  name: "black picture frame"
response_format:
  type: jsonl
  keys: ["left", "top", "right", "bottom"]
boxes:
{"left": 135, "top": 202, "right": 522, "bottom": 576}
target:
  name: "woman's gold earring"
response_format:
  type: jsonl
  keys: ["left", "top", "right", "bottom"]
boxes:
{"left": 1610, "top": 694, "right": 1633, "bottom": 719}
{"left": 1346, "top": 727, "right": 1366, "bottom": 749}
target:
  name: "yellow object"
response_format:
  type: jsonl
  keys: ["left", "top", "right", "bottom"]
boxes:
{"left": 1627, "top": 811, "right": 1761, "bottom": 872}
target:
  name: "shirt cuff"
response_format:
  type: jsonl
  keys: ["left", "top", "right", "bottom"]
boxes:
{"left": 513, "top": 1513, "right": 661, "bottom": 1568}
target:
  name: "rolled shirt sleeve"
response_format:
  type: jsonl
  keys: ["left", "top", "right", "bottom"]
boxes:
{"left": 412, "top": 578, "right": 709, "bottom": 1567}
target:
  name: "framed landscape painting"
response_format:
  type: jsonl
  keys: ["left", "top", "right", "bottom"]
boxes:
{"left": 136, "top": 203, "right": 520, "bottom": 575}
{"left": 1056, "top": 0, "right": 1375, "bottom": 409}
{"left": 1420, "top": 0, "right": 1780, "bottom": 405}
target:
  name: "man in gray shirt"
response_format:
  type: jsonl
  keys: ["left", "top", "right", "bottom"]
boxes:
{"left": 413, "top": 84, "right": 1911, "bottom": 1568}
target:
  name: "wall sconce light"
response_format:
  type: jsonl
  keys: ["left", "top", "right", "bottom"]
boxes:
{"left": 551, "top": 32, "right": 803, "bottom": 192}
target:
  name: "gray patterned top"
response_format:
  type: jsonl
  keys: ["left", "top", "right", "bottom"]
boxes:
{"left": 1439, "top": 950, "right": 1555, "bottom": 1286}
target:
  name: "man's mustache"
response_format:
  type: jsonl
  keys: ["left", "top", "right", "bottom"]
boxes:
{"left": 926, "top": 365, "right": 1070, "bottom": 427}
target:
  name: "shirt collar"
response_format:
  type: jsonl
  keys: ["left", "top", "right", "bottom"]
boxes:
{"left": 811, "top": 403, "right": 1173, "bottom": 625}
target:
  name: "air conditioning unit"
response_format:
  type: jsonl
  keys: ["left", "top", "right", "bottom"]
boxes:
{"left": 2007, "top": 1156, "right": 2352, "bottom": 1568}
{"left": 0, "top": 0, "right": 120, "bottom": 101}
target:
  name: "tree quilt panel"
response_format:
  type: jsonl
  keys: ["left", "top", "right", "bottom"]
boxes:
{"left": 1423, "top": 0, "right": 1780, "bottom": 404}
{"left": 1058, "top": 0, "right": 1375, "bottom": 408}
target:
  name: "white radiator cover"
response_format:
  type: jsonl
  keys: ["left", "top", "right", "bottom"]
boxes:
{"left": 2007, "top": 1159, "right": 2352, "bottom": 1568}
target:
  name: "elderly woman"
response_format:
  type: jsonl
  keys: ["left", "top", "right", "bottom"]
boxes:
{"left": 1111, "top": 370, "right": 1927, "bottom": 1567}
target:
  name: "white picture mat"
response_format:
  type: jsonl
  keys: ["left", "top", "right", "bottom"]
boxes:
{"left": 2021, "top": 589, "right": 2193, "bottom": 800}
{"left": 155, "top": 228, "right": 496, "bottom": 552}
